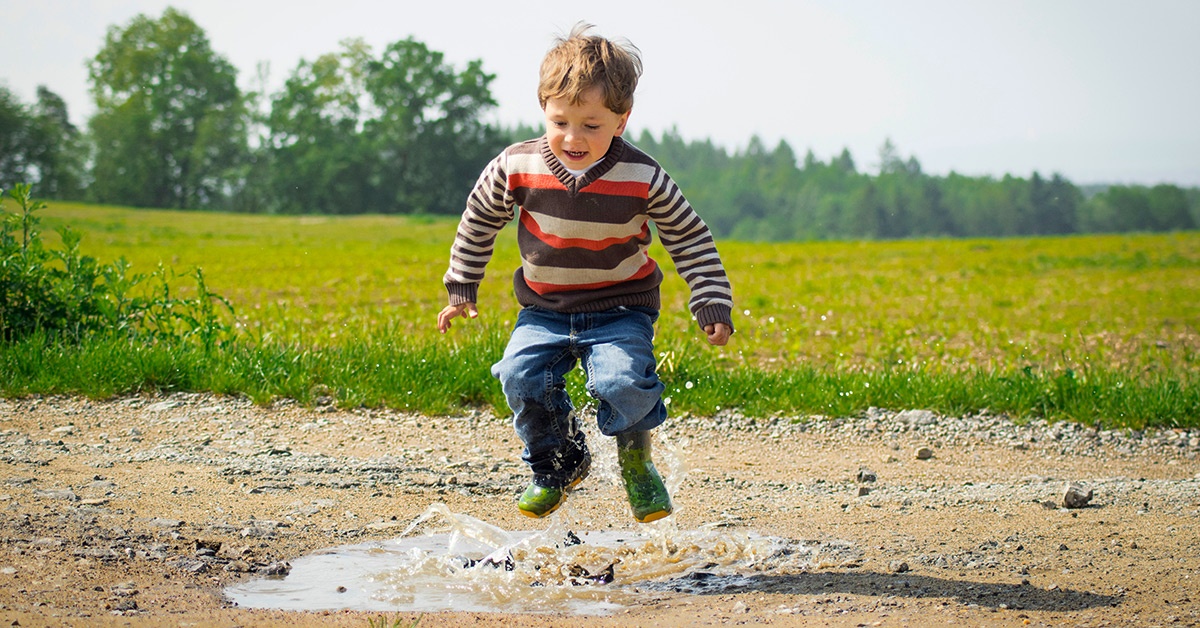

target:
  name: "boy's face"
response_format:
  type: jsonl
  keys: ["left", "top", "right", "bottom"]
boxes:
{"left": 543, "top": 86, "right": 630, "bottom": 170}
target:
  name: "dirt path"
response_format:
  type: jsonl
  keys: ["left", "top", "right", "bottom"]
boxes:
{"left": 1, "top": 394, "right": 1198, "bottom": 627}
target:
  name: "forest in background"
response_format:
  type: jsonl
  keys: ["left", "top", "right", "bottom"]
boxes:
{"left": 2, "top": 7, "right": 1198, "bottom": 240}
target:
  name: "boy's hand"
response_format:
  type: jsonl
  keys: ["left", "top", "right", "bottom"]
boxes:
{"left": 704, "top": 322, "right": 732, "bottom": 346}
{"left": 437, "top": 302, "right": 478, "bottom": 334}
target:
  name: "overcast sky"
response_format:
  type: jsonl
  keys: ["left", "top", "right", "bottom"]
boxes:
{"left": 3, "top": 0, "right": 1198, "bottom": 186}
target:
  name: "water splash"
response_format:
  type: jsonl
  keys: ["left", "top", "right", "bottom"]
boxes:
{"left": 226, "top": 413, "right": 859, "bottom": 615}
{"left": 225, "top": 503, "right": 860, "bottom": 615}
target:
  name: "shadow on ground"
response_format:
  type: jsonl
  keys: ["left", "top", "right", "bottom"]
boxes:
{"left": 647, "top": 570, "right": 1121, "bottom": 612}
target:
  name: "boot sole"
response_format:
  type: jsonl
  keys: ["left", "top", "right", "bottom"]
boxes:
{"left": 634, "top": 507, "right": 672, "bottom": 523}
{"left": 519, "top": 503, "right": 561, "bottom": 518}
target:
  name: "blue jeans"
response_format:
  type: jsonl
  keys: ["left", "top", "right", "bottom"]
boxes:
{"left": 491, "top": 306, "right": 667, "bottom": 480}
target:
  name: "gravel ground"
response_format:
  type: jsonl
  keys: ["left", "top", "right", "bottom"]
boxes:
{"left": 1, "top": 393, "right": 1198, "bottom": 627}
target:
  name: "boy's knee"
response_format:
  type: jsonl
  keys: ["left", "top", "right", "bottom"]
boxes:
{"left": 592, "top": 368, "right": 661, "bottom": 400}
{"left": 493, "top": 353, "right": 532, "bottom": 383}
{"left": 496, "top": 358, "right": 564, "bottom": 407}
{"left": 495, "top": 366, "right": 538, "bottom": 399}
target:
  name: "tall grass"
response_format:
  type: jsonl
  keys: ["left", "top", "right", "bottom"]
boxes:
{"left": 2, "top": 200, "right": 1196, "bottom": 429}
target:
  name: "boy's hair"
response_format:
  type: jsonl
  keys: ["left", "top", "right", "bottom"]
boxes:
{"left": 538, "top": 23, "right": 643, "bottom": 114}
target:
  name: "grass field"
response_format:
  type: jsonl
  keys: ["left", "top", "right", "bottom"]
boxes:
{"left": 5, "top": 200, "right": 1198, "bottom": 427}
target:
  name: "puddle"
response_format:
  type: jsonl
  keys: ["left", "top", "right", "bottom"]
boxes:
{"left": 226, "top": 420, "right": 860, "bottom": 615}
{"left": 225, "top": 503, "right": 861, "bottom": 615}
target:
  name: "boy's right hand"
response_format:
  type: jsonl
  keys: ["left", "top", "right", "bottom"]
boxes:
{"left": 437, "top": 302, "right": 478, "bottom": 334}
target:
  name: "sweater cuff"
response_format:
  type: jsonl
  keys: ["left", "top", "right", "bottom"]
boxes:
{"left": 446, "top": 282, "right": 479, "bottom": 306}
{"left": 695, "top": 304, "right": 734, "bottom": 333}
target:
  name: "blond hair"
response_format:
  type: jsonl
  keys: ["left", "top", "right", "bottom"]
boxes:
{"left": 538, "top": 23, "right": 643, "bottom": 114}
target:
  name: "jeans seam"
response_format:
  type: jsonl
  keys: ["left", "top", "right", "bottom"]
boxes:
{"left": 583, "top": 351, "right": 609, "bottom": 433}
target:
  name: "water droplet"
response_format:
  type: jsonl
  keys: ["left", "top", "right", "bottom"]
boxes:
{"left": 685, "top": 381, "right": 694, "bottom": 390}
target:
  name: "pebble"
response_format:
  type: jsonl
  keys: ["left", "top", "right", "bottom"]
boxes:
{"left": 1063, "top": 482, "right": 1094, "bottom": 509}
{"left": 915, "top": 447, "right": 934, "bottom": 460}
{"left": 257, "top": 561, "right": 291, "bottom": 576}
{"left": 896, "top": 410, "right": 938, "bottom": 425}
{"left": 34, "top": 489, "right": 78, "bottom": 501}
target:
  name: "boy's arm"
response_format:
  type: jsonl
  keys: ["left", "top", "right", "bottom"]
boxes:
{"left": 439, "top": 153, "right": 514, "bottom": 332}
{"left": 646, "top": 169, "right": 735, "bottom": 338}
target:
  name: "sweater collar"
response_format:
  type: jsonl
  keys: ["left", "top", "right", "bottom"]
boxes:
{"left": 540, "top": 136, "right": 626, "bottom": 196}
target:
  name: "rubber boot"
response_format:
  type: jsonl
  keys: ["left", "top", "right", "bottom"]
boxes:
{"left": 617, "top": 430, "right": 673, "bottom": 523}
{"left": 517, "top": 449, "right": 591, "bottom": 518}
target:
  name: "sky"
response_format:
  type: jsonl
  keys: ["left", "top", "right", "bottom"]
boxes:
{"left": 3, "top": 0, "right": 1199, "bottom": 186}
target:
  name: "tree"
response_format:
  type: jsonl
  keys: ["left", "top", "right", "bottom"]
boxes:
{"left": 265, "top": 37, "right": 502, "bottom": 214}
{"left": 1081, "top": 186, "right": 1146, "bottom": 232}
{"left": 1187, "top": 188, "right": 1200, "bottom": 229}
{"left": 87, "top": 7, "right": 245, "bottom": 209}
{"left": 1146, "top": 184, "right": 1194, "bottom": 231}
{"left": 30, "top": 87, "right": 88, "bottom": 199}
{"left": 0, "top": 85, "right": 86, "bottom": 198}
{"left": 1040, "top": 174, "right": 1080, "bottom": 235}
{"left": 1026, "top": 172, "right": 1050, "bottom": 234}
{"left": 222, "top": 62, "right": 273, "bottom": 214}
{"left": 265, "top": 39, "right": 373, "bottom": 214}
{"left": 0, "top": 86, "right": 35, "bottom": 187}
{"left": 364, "top": 37, "right": 501, "bottom": 214}
{"left": 834, "top": 148, "right": 857, "bottom": 174}
{"left": 877, "top": 138, "right": 904, "bottom": 175}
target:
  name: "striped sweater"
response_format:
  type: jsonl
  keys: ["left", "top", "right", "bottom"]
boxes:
{"left": 443, "top": 136, "right": 734, "bottom": 330}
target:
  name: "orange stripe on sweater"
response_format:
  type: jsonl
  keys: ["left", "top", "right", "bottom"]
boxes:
{"left": 580, "top": 178, "right": 651, "bottom": 197}
{"left": 508, "top": 172, "right": 565, "bottom": 191}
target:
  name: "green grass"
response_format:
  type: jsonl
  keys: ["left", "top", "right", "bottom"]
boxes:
{"left": 3, "top": 200, "right": 1197, "bottom": 428}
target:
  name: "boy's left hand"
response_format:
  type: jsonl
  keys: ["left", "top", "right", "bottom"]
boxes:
{"left": 704, "top": 323, "right": 732, "bottom": 346}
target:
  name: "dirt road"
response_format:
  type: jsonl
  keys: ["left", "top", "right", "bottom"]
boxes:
{"left": 1, "top": 394, "right": 1197, "bottom": 626}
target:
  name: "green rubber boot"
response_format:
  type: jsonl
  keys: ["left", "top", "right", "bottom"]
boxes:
{"left": 617, "top": 431, "right": 673, "bottom": 523}
{"left": 517, "top": 451, "right": 591, "bottom": 518}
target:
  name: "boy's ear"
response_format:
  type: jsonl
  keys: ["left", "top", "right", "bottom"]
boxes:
{"left": 614, "top": 110, "right": 631, "bottom": 137}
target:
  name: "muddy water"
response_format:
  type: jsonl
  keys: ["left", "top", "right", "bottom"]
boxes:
{"left": 225, "top": 503, "right": 861, "bottom": 615}
{"left": 228, "top": 423, "right": 861, "bottom": 614}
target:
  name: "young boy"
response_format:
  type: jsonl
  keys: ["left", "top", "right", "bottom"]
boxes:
{"left": 437, "top": 24, "right": 733, "bottom": 523}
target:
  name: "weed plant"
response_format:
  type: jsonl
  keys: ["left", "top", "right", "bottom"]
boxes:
{"left": 2, "top": 197, "right": 1197, "bottom": 428}
{"left": 1, "top": 185, "right": 233, "bottom": 347}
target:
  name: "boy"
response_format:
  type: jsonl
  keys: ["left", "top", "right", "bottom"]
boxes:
{"left": 437, "top": 24, "right": 733, "bottom": 523}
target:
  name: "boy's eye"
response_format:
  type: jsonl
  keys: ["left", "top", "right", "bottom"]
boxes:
{"left": 585, "top": 125, "right": 601, "bottom": 131}
{"left": 552, "top": 121, "right": 567, "bottom": 128}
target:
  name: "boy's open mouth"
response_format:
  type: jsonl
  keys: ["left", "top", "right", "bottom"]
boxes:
{"left": 564, "top": 150, "right": 587, "bottom": 160}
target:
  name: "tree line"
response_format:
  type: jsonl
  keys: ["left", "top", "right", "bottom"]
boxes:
{"left": 637, "top": 134, "right": 1199, "bottom": 240}
{"left": 2, "top": 7, "right": 1197, "bottom": 240}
